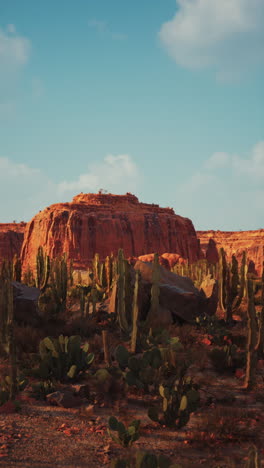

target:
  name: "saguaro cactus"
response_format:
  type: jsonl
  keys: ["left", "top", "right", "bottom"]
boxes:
{"left": 244, "top": 280, "right": 258, "bottom": 390}
{"left": 6, "top": 279, "right": 17, "bottom": 400}
{"left": 131, "top": 270, "right": 140, "bottom": 353}
{"left": 36, "top": 246, "right": 50, "bottom": 291}
{"left": 117, "top": 249, "right": 129, "bottom": 333}
{"left": 146, "top": 253, "right": 160, "bottom": 328}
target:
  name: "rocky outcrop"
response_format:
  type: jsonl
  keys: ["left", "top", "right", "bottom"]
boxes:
{"left": 197, "top": 230, "right": 264, "bottom": 276}
{"left": 21, "top": 193, "right": 201, "bottom": 272}
{"left": 0, "top": 223, "right": 26, "bottom": 262}
{"left": 134, "top": 260, "right": 217, "bottom": 324}
{"left": 138, "top": 253, "right": 186, "bottom": 270}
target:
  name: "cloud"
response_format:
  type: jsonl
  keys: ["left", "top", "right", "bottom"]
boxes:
{"left": 159, "top": 0, "right": 264, "bottom": 79}
{"left": 0, "top": 25, "right": 31, "bottom": 68}
{"left": 175, "top": 141, "right": 264, "bottom": 230}
{"left": 0, "top": 154, "right": 141, "bottom": 222}
{"left": 58, "top": 154, "right": 140, "bottom": 195}
{"left": 0, "top": 25, "right": 32, "bottom": 119}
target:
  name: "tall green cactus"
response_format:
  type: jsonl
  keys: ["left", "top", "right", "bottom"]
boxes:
{"left": 147, "top": 253, "right": 160, "bottom": 327}
{"left": 218, "top": 247, "right": 227, "bottom": 312}
{"left": 117, "top": 249, "right": 129, "bottom": 333}
{"left": 131, "top": 270, "right": 139, "bottom": 354}
{"left": 244, "top": 279, "right": 258, "bottom": 390}
{"left": 50, "top": 254, "right": 68, "bottom": 314}
{"left": 6, "top": 279, "right": 17, "bottom": 400}
{"left": 36, "top": 246, "right": 50, "bottom": 291}
{"left": 12, "top": 254, "right": 21, "bottom": 282}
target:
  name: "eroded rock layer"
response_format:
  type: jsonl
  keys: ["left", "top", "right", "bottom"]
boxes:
{"left": 197, "top": 230, "right": 264, "bottom": 276}
{"left": 21, "top": 193, "right": 201, "bottom": 271}
{"left": 0, "top": 223, "right": 26, "bottom": 262}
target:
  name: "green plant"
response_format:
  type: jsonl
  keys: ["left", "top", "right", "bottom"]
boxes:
{"left": 148, "top": 376, "right": 200, "bottom": 428}
{"left": 0, "top": 375, "right": 27, "bottom": 406}
{"left": 108, "top": 416, "right": 141, "bottom": 447}
{"left": 38, "top": 335, "right": 94, "bottom": 382}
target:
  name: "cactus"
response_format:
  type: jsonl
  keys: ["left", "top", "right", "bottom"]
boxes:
{"left": 147, "top": 253, "right": 160, "bottom": 327}
{"left": 108, "top": 416, "right": 141, "bottom": 448}
{"left": 148, "top": 376, "right": 200, "bottom": 428}
{"left": 38, "top": 335, "right": 94, "bottom": 382}
{"left": 12, "top": 254, "right": 22, "bottom": 282}
{"left": 50, "top": 254, "right": 68, "bottom": 314}
{"left": 117, "top": 249, "right": 129, "bottom": 333}
{"left": 36, "top": 246, "right": 50, "bottom": 291}
{"left": 245, "top": 445, "right": 260, "bottom": 468}
{"left": 131, "top": 270, "right": 140, "bottom": 353}
{"left": 244, "top": 279, "right": 259, "bottom": 390}
{"left": 92, "top": 253, "right": 100, "bottom": 283}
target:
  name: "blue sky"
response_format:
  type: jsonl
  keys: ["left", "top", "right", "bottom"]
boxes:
{"left": 0, "top": 0, "right": 263, "bottom": 230}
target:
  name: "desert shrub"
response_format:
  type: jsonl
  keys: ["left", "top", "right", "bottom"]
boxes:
{"left": 108, "top": 416, "right": 141, "bottom": 448}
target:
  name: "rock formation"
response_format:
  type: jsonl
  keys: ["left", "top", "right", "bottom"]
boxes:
{"left": 134, "top": 260, "right": 217, "bottom": 325}
{"left": 0, "top": 223, "right": 26, "bottom": 262}
{"left": 197, "top": 230, "right": 264, "bottom": 276}
{"left": 21, "top": 193, "right": 201, "bottom": 272}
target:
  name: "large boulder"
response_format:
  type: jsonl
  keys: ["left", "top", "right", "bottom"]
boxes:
{"left": 12, "top": 281, "right": 41, "bottom": 325}
{"left": 134, "top": 261, "right": 216, "bottom": 325}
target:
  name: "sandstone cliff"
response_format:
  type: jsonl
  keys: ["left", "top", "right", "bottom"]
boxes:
{"left": 197, "top": 230, "right": 264, "bottom": 276}
{"left": 21, "top": 193, "right": 201, "bottom": 272}
{"left": 0, "top": 223, "right": 26, "bottom": 262}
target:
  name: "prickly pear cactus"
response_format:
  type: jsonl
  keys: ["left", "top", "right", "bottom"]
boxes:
{"left": 38, "top": 335, "right": 94, "bottom": 382}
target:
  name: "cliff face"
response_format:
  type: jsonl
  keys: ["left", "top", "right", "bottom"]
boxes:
{"left": 21, "top": 193, "right": 201, "bottom": 271}
{"left": 0, "top": 223, "right": 26, "bottom": 262}
{"left": 197, "top": 230, "right": 264, "bottom": 276}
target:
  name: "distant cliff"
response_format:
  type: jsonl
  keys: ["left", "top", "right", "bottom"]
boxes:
{"left": 197, "top": 230, "right": 264, "bottom": 276}
{"left": 0, "top": 223, "right": 26, "bottom": 262}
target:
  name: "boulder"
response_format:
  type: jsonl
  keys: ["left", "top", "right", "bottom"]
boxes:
{"left": 199, "top": 275, "right": 218, "bottom": 316}
{"left": 12, "top": 281, "right": 41, "bottom": 325}
{"left": 134, "top": 260, "right": 212, "bottom": 324}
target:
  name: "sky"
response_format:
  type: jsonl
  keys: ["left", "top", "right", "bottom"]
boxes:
{"left": 0, "top": 0, "right": 263, "bottom": 230}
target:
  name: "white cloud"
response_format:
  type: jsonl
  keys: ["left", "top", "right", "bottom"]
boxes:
{"left": 159, "top": 0, "right": 264, "bottom": 78}
{"left": 0, "top": 154, "right": 141, "bottom": 222}
{"left": 58, "top": 154, "right": 140, "bottom": 195}
{"left": 0, "top": 26, "right": 31, "bottom": 68}
{"left": 175, "top": 141, "right": 264, "bottom": 230}
{"left": 6, "top": 24, "right": 16, "bottom": 34}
